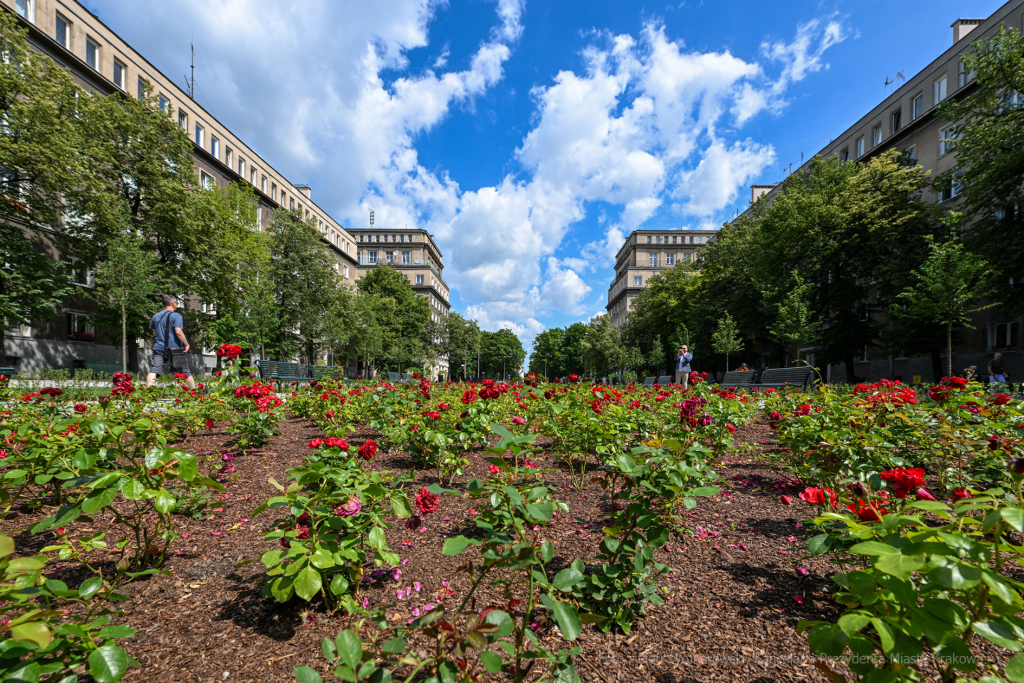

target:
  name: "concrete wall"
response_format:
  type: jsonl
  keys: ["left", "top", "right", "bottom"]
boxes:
{"left": 4, "top": 338, "right": 216, "bottom": 376}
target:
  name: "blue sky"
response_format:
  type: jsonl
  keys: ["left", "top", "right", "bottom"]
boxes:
{"left": 90, "top": 0, "right": 1006, "bottom": 354}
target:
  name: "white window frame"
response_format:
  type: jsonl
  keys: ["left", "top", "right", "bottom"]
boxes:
{"left": 68, "top": 312, "right": 95, "bottom": 342}
{"left": 70, "top": 259, "right": 94, "bottom": 288}
{"left": 872, "top": 124, "right": 882, "bottom": 147}
{"left": 200, "top": 171, "right": 214, "bottom": 190}
{"left": 194, "top": 123, "right": 204, "bottom": 148}
{"left": 890, "top": 109, "right": 902, "bottom": 134}
{"left": 666, "top": 253, "right": 675, "bottom": 266}
{"left": 934, "top": 75, "right": 947, "bottom": 105}
{"left": 113, "top": 59, "right": 125, "bottom": 90}
{"left": 261, "top": 175, "right": 267, "bottom": 193}
{"left": 402, "top": 251, "right": 410, "bottom": 265}
{"left": 178, "top": 111, "right": 187, "bottom": 130}
{"left": 911, "top": 93, "right": 924, "bottom": 120}
{"left": 958, "top": 60, "right": 975, "bottom": 88}
{"left": 343, "top": 265, "right": 349, "bottom": 278}
{"left": 648, "top": 254, "right": 657, "bottom": 267}
{"left": 55, "top": 13, "right": 69, "bottom": 48}
{"left": 856, "top": 136, "right": 865, "bottom": 157}
{"left": 225, "top": 147, "right": 232, "bottom": 168}
{"left": 633, "top": 276, "right": 642, "bottom": 286}
{"left": 939, "top": 127, "right": 954, "bottom": 156}
{"left": 239, "top": 158, "right": 245, "bottom": 177}
{"left": 210, "top": 135, "right": 219, "bottom": 159}
{"left": 415, "top": 274, "right": 424, "bottom": 284}
{"left": 15, "top": 0, "right": 34, "bottom": 23}
{"left": 988, "top": 320, "right": 1021, "bottom": 350}
{"left": 86, "top": 37, "right": 98, "bottom": 70}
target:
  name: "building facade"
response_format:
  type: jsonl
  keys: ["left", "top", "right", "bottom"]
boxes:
{"left": 3, "top": 0, "right": 360, "bottom": 373}
{"left": 348, "top": 226, "right": 451, "bottom": 374}
{"left": 732, "top": 1, "right": 1024, "bottom": 383}
{"left": 607, "top": 229, "right": 716, "bottom": 329}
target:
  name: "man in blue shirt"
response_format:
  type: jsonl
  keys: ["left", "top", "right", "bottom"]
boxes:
{"left": 147, "top": 294, "right": 195, "bottom": 389}
{"left": 674, "top": 345, "right": 693, "bottom": 388}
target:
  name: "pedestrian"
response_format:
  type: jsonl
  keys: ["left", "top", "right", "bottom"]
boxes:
{"left": 988, "top": 352, "right": 1007, "bottom": 388}
{"left": 737, "top": 362, "right": 750, "bottom": 371}
{"left": 147, "top": 294, "right": 196, "bottom": 390}
{"left": 674, "top": 345, "right": 693, "bottom": 388}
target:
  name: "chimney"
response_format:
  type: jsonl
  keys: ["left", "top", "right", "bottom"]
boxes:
{"left": 751, "top": 184, "right": 776, "bottom": 204}
{"left": 295, "top": 184, "right": 311, "bottom": 199}
{"left": 951, "top": 18, "right": 983, "bottom": 44}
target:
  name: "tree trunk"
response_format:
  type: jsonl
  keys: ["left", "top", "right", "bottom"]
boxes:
{"left": 930, "top": 348, "right": 943, "bottom": 384}
{"left": 946, "top": 323, "right": 953, "bottom": 377}
{"left": 0, "top": 326, "right": 5, "bottom": 367}
{"left": 845, "top": 355, "right": 856, "bottom": 384}
{"left": 121, "top": 303, "right": 127, "bottom": 374}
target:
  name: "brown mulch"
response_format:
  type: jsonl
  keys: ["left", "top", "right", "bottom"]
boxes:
{"left": 0, "top": 415, "right": 910, "bottom": 682}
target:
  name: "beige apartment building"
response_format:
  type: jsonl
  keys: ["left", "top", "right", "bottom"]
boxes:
{"left": 348, "top": 226, "right": 451, "bottom": 375}
{"left": 732, "top": 0, "right": 1024, "bottom": 383}
{"left": 607, "top": 229, "right": 716, "bottom": 329}
{"left": 3, "top": 0, "right": 360, "bottom": 373}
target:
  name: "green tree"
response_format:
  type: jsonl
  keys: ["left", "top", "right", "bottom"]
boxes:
{"left": 356, "top": 263, "right": 431, "bottom": 373}
{"left": 767, "top": 271, "right": 819, "bottom": 349}
{"left": 479, "top": 328, "right": 525, "bottom": 380}
{"left": 427, "top": 312, "right": 480, "bottom": 380}
{"left": 893, "top": 217, "right": 997, "bottom": 376}
{"left": 646, "top": 335, "right": 664, "bottom": 377}
{"left": 580, "top": 314, "right": 624, "bottom": 379}
{"left": 93, "top": 233, "right": 161, "bottom": 373}
{"left": 0, "top": 11, "right": 89, "bottom": 364}
{"left": 530, "top": 327, "right": 566, "bottom": 378}
{"left": 937, "top": 25, "right": 1024, "bottom": 311}
{"left": 711, "top": 312, "right": 745, "bottom": 372}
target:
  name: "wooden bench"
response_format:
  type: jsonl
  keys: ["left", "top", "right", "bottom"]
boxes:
{"left": 758, "top": 366, "right": 815, "bottom": 389}
{"left": 719, "top": 370, "right": 757, "bottom": 388}
{"left": 257, "top": 360, "right": 313, "bottom": 389}
{"left": 642, "top": 376, "right": 656, "bottom": 387}
{"left": 308, "top": 366, "right": 346, "bottom": 382}
{"left": 0, "top": 366, "right": 17, "bottom": 379}
{"left": 83, "top": 362, "right": 124, "bottom": 376}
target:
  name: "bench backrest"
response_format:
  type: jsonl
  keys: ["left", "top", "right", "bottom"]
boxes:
{"left": 387, "top": 372, "right": 401, "bottom": 382}
{"left": 721, "top": 371, "right": 756, "bottom": 386}
{"left": 761, "top": 366, "right": 815, "bottom": 386}
{"left": 0, "top": 366, "right": 18, "bottom": 378}
{"left": 642, "top": 376, "right": 655, "bottom": 387}
{"left": 257, "top": 360, "right": 303, "bottom": 378}
{"left": 309, "top": 366, "right": 342, "bottom": 380}
{"left": 657, "top": 375, "right": 673, "bottom": 385}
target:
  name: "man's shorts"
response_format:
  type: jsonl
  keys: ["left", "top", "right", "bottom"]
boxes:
{"left": 150, "top": 350, "right": 191, "bottom": 376}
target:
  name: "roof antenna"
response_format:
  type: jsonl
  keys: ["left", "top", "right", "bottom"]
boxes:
{"left": 369, "top": 207, "right": 374, "bottom": 226}
{"left": 183, "top": 43, "right": 195, "bottom": 100}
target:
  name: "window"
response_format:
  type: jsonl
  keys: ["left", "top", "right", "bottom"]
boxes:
{"left": 891, "top": 109, "right": 902, "bottom": 134}
{"left": 158, "top": 95, "right": 168, "bottom": 111}
{"left": 698, "top": 236, "right": 703, "bottom": 244}
{"left": 194, "top": 123, "right": 204, "bottom": 147}
{"left": 225, "top": 148, "right": 233, "bottom": 168}
{"left": 200, "top": 301, "right": 216, "bottom": 314}
{"left": 666, "top": 253, "right": 675, "bottom": 265}
{"left": 646, "top": 236, "right": 652, "bottom": 244}
{"left": 939, "top": 126, "right": 955, "bottom": 156}
{"left": 178, "top": 111, "right": 187, "bottom": 129}
{"left": 415, "top": 275, "right": 424, "bottom": 284}
{"left": 68, "top": 313, "right": 95, "bottom": 342}
{"left": 933, "top": 75, "right": 947, "bottom": 105}
{"left": 671, "top": 236, "right": 677, "bottom": 244}
{"left": 649, "top": 254, "right": 657, "bottom": 267}
{"left": 400, "top": 235, "right": 406, "bottom": 243}
{"left": 257, "top": 205, "right": 262, "bottom": 226}
{"left": 383, "top": 235, "right": 388, "bottom": 243}
{"left": 633, "top": 276, "right": 642, "bottom": 286}
{"left": 872, "top": 124, "right": 882, "bottom": 147}
{"left": 56, "top": 14, "right": 69, "bottom": 48}
{"left": 938, "top": 173, "right": 961, "bottom": 202}
{"left": 137, "top": 76, "right": 145, "bottom": 99}
{"left": 86, "top": 38, "right": 98, "bottom": 70}
{"left": 856, "top": 136, "right": 865, "bottom": 157}
{"left": 271, "top": 183, "right": 277, "bottom": 201}
{"left": 289, "top": 197, "right": 294, "bottom": 210}
{"left": 958, "top": 60, "right": 975, "bottom": 88}
{"left": 238, "top": 158, "right": 245, "bottom": 177}
{"left": 904, "top": 145, "right": 916, "bottom": 162}
{"left": 367, "top": 250, "right": 378, "bottom": 264}
{"left": 261, "top": 175, "right": 267, "bottom": 193}
{"left": 839, "top": 148, "right": 849, "bottom": 162}
{"left": 402, "top": 251, "right": 410, "bottom": 264}
{"left": 15, "top": 0, "right": 33, "bottom": 22}
{"left": 70, "top": 260, "right": 93, "bottom": 287}
{"left": 911, "top": 93, "right": 924, "bottom": 120}
{"left": 989, "top": 321, "right": 1020, "bottom": 349}
{"left": 250, "top": 167, "right": 257, "bottom": 185}
{"left": 359, "top": 235, "right": 364, "bottom": 242}
{"left": 210, "top": 135, "right": 219, "bottom": 158}
{"left": 375, "top": 235, "right": 380, "bottom": 242}
{"left": 200, "top": 171, "right": 214, "bottom": 190}
{"left": 332, "top": 263, "right": 339, "bottom": 274}
{"left": 343, "top": 265, "right": 349, "bottom": 278}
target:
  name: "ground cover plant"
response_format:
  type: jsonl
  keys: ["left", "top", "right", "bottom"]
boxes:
{"left": 1, "top": 359, "right": 1023, "bottom": 681}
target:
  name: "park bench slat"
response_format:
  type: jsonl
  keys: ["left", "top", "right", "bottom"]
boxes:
{"left": 720, "top": 371, "right": 757, "bottom": 388}
{"left": 257, "top": 360, "right": 314, "bottom": 390}
{"left": 657, "top": 375, "right": 673, "bottom": 385}
{"left": 642, "top": 376, "right": 655, "bottom": 387}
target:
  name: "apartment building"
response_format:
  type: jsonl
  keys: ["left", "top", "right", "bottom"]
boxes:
{"left": 606, "top": 229, "right": 716, "bottom": 329}
{"left": 348, "top": 226, "right": 451, "bottom": 374}
{"left": 732, "top": 0, "right": 1024, "bottom": 383}
{"left": 3, "top": 0, "right": 359, "bottom": 372}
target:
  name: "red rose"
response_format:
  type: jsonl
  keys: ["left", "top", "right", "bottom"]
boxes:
{"left": 879, "top": 468, "right": 926, "bottom": 499}
{"left": 726, "top": 424, "right": 736, "bottom": 432}
{"left": 206, "top": 419, "right": 214, "bottom": 429}
{"left": 798, "top": 487, "right": 837, "bottom": 506}
{"left": 415, "top": 487, "right": 440, "bottom": 515}
{"left": 847, "top": 497, "right": 887, "bottom": 522}
{"left": 951, "top": 488, "right": 972, "bottom": 502}
{"left": 358, "top": 440, "right": 377, "bottom": 460}
{"left": 781, "top": 495, "right": 793, "bottom": 505}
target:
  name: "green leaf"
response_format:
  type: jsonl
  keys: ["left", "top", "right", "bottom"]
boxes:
{"left": 293, "top": 566, "right": 323, "bottom": 601}
{"left": 540, "top": 594, "right": 581, "bottom": 641}
{"left": 366, "top": 526, "right": 387, "bottom": 550}
{"left": 88, "top": 645, "right": 129, "bottom": 682}
{"left": 481, "top": 650, "right": 503, "bottom": 673}
{"left": 10, "top": 621, "right": 51, "bottom": 649}
{"left": 0, "top": 535, "right": 14, "bottom": 558}
{"left": 849, "top": 541, "right": 900, "bottom": 556}
{"left": 293, "top": 666, "right": 322, "bottom": 683}
{"left": 97, "top": 625, "right": 136, "bottom": 639}
{"left": 335, "top": 630, "right": 362, "bottom": 671}
{"left": 176, "top": 454, "right": 198, "bottom": 482}
{"left": 874, "top": 553, "right": 925, "bottom": 578}
{"left": 78, "top": 576, "right": 104, "bottom": 600}
{"left": 806, "top": 534, "right": 832, "bottom": 556}
{"left": 120, "top": 479, "right": 144, "bottom": 500}
{"left": 553, "top": 567, "right": 584, "bottom": 591}
{"left": 524, "top": 503, "right": 553, "bottom": 522}
{"left": 442, "top": 536, "right": 481, "bottom": 556}
{"left": 1002, "top": 509, "right": 1024, "bottom": 533}
{"left": 1006, "top": 653, "right": 1024, "bottom": 683}
{"left": 972, "top": 619, "right": 1024, "bottom": 651}
{"left": 82, "top": 487, "right": 117, "bottom": 514}
{"left": 329, "top": 573, "right": 349, "bottom": 598}
{"left": 541, "top": 541, "right": 554, "bottom": 563}
{"left": 381, "top": 637, "right": 406, "bottom": 655}
{"left": 484, "top": 610, "right": 514, "bottom": 638}
{"left": 152, "top": 490, "right": 176, "bottom": 514}
{"left": 390, "top": 493, "right": 413, "bottom": 519}
{"left": 837, "top": 613, "right": 871, "bottom": 637}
